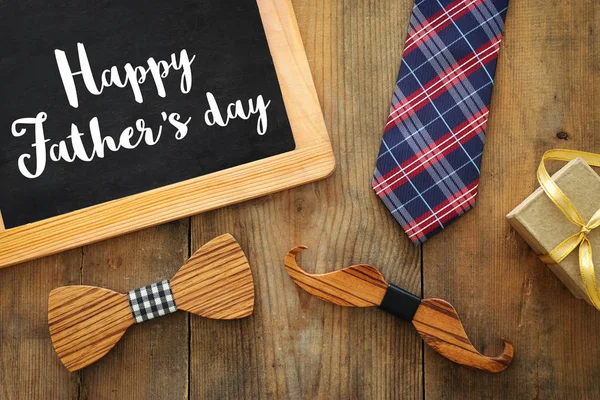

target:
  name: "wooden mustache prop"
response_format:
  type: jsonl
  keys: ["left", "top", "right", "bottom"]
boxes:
{"left": 48, "top": 234, "right": 255, "bottom": 372}
{"left": 285, "top": 246, "right": 513, "bottom": 373}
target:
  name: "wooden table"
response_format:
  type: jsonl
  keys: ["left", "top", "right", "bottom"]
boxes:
{"left": 2, "top": 0, "right": 600, "bottom": 398}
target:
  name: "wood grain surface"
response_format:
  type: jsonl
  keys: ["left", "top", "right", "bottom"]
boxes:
{"left": 48, "top": 286, "right": 133, "bottom": 372}
{"left": 412, "top": 299, "right": 513, "bottom": 373}
{"left": 2, "top": 0, "right": 600, "bottom": 398}
{"left": 284, "top": 245, "right": 513, "bottom": 373}
{"left": 284, "top": 245, "right": 389, "bottom": 306}
{"left": 170, "top": 234, "right": 255, "bottom": 320}
{"left": 422, "top": 0, "right": 600, "bottom": 398}
{"left": 47, "top": 234, "right": 254, "bottom": 373}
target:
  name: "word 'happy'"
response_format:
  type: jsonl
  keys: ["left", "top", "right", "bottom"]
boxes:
{"left": 11, "top": 43, "right": 272, "bottom": 179}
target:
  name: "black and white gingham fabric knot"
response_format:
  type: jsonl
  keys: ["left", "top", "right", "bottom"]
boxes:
{"left": 127, "top": 279, "right": 177, "bottom": 323}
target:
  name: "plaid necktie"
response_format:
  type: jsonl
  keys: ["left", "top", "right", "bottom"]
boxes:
{"left": 373, "top": 0, "right": 509, "bottom": 244}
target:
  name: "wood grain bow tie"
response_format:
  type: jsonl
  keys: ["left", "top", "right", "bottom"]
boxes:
{"left": 48, "top": 234, "right": 255, "bottom": 372}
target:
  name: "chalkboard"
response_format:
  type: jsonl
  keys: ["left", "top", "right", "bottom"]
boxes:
{"left": 0, "top": 0, "right": 334, "bottom": 269}
{"left": 0, "top": 0, "right": 296, "bottom": 229}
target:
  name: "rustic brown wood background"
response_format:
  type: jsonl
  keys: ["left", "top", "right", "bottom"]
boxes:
{"left": 2, "top": 0, "right": 600, "bottom": 398}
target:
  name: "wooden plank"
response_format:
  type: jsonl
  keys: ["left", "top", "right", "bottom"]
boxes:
{"left": 78, "top": 221, "right": 189, "bottom": 399}
{"left": 188, "top": 0, "right": 421, "bottom": 398}
{"left": 423, "top": 0, "right": 600, "bottom": 398}
{"left": 0, "top": 211, "right": 4, "bottom": 232}
{"left": 0, "top": 0, "right": 334, "bottom": 270}
{"left": 10, "top": 1, "right": 600, "bottom": 398}
{"left": 0, "top": 252, "right": 81, "bottom": 399}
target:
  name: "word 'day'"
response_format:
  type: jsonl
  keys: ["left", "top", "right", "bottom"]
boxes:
{"left": 205, "top": 92, "right": 271, "bottom": 135}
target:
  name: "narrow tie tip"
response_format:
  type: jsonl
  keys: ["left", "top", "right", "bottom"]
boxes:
{"left": 373, "top": 0, "right": 506, "bottom": 242}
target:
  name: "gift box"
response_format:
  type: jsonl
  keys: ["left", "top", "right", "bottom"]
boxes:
{"left": 507, "top": 157, "right": 600, "bottom": 306}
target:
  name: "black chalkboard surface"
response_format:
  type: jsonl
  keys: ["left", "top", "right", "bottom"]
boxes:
{"left": 0, "top": 0, "right": 295, "bottom": 229}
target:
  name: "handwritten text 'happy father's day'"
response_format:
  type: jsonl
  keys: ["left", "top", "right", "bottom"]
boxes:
{"left": 11, "top": 43, "right": 272, "bottom": 179}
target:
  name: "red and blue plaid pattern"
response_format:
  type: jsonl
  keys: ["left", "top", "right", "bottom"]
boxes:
{"left": 373, "top": 0, "right": 509, "bottom": 244}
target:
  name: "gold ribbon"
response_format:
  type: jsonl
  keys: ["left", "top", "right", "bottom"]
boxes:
{"left": 537, "top": 149, "right": 600, "bottom": 310}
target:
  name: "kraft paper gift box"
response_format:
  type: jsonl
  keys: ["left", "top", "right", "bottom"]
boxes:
{"left": 507, "top": 157, "right": 600, "bottom": 306}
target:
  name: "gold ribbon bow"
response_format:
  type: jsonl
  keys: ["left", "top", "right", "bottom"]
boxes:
{"left": 537, "top": 149, "right": 600, "bottom": 310}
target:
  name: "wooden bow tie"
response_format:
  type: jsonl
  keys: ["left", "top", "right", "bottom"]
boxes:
{"left": 48, "top": 234, "right": 255, "bottom": 372}
{"left": 285, "top": 246, "right": 514, "bottom": 373}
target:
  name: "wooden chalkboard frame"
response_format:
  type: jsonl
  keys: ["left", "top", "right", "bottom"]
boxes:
{"left": 0, "top": 0, "right": 335, "bottom": 269}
